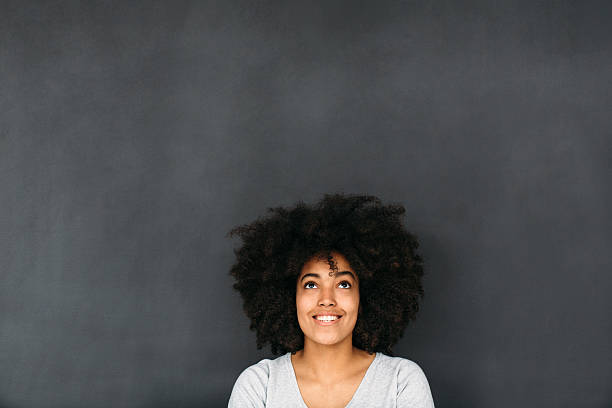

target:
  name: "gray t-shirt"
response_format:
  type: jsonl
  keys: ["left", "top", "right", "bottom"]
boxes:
{"left": 228, "top": 352, "right": 435, "bottom": 407}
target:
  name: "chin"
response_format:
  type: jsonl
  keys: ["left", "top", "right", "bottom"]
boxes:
{"left": 306, "top": 332, "right": 350, "bottom": 346}
{"left": 313, "top": 337, "right": 341, "bottom": 345}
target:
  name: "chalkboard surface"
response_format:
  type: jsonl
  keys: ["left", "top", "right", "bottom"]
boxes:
{"left": 1, "top": 1, "right": 611, "bottom": 407}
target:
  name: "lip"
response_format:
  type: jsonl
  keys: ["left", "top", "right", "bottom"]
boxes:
{"left": 312, "top": 315, "right": 343, "bottom": 326}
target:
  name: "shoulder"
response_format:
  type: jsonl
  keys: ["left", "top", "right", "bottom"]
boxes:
{"left": 376, "top": 353, "right": 435, "bottom": 407}
{"left": 228, "top": 354, "right": 287, "bottom": 407}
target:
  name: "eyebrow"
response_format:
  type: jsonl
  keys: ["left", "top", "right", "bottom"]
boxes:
{"left": 300, "top": 270, "right": 357, "bottom": 282}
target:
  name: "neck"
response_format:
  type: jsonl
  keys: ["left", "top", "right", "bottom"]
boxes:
{"left": 295, "top": 336, "right": 362, "bottom": 381}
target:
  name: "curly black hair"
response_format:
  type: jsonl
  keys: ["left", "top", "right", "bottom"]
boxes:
{"left": 228, "top": 193, "right": 424, "bottom": 356}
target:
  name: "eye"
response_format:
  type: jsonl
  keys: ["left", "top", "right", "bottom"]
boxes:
{"left": 304, "top": 281, "right": 317, "bottom": 289}
{"left": 338, "top": 281, "right": 352, "bottom": 289}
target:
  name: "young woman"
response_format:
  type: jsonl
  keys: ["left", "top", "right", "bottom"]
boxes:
{"left": 227, "top": 194, "right": 435, "bottom": 407}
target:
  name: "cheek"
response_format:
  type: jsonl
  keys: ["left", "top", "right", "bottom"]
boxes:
{"left": 341, "top": 291, "right": 360, "bottom": 310}
{"left": 295, "top": 290, "right": 312, "bottom": 313}
{"left": 295, "top": 292, "right": 313, "bottom": 331}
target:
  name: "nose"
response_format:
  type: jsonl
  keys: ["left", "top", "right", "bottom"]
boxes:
{"left": 318, "top": 286, "right": 336, "bottom": 307}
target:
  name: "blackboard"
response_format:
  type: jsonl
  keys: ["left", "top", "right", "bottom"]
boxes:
{"left": 1, "top": 1, "right": 610, "bottom": 407}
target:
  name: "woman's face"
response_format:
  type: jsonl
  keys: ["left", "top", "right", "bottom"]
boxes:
{"left": 296, "top": 251, "right": 360, "bottom": 347}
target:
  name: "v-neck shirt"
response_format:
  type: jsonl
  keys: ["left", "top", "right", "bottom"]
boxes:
{"left": 228, "top": 352, "right": 435, "bottom": 407}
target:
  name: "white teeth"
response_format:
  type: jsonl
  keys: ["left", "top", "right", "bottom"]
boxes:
{"left": 315, "top": 316, "right": 339, "bottom": 321}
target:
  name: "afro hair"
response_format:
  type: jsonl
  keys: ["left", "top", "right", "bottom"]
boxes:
{"left": 228, "top": 193, "right": 424, "bottom": 356}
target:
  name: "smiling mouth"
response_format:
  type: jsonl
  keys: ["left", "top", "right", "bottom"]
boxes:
{"left": 312, "top": 315, "right": 342, "bottom": 325}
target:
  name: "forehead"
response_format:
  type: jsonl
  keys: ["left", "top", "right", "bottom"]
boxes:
{"left": 299, "top": 252, "right": 355, "bottom": 277}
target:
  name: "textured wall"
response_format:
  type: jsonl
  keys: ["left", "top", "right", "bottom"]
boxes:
{"left": 1, "top": 1, "right": 611, "bottom": 407}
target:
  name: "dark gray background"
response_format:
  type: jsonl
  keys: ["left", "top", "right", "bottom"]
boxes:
{"left": 1, "top": 1, "right": 611, "bottom": 407}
